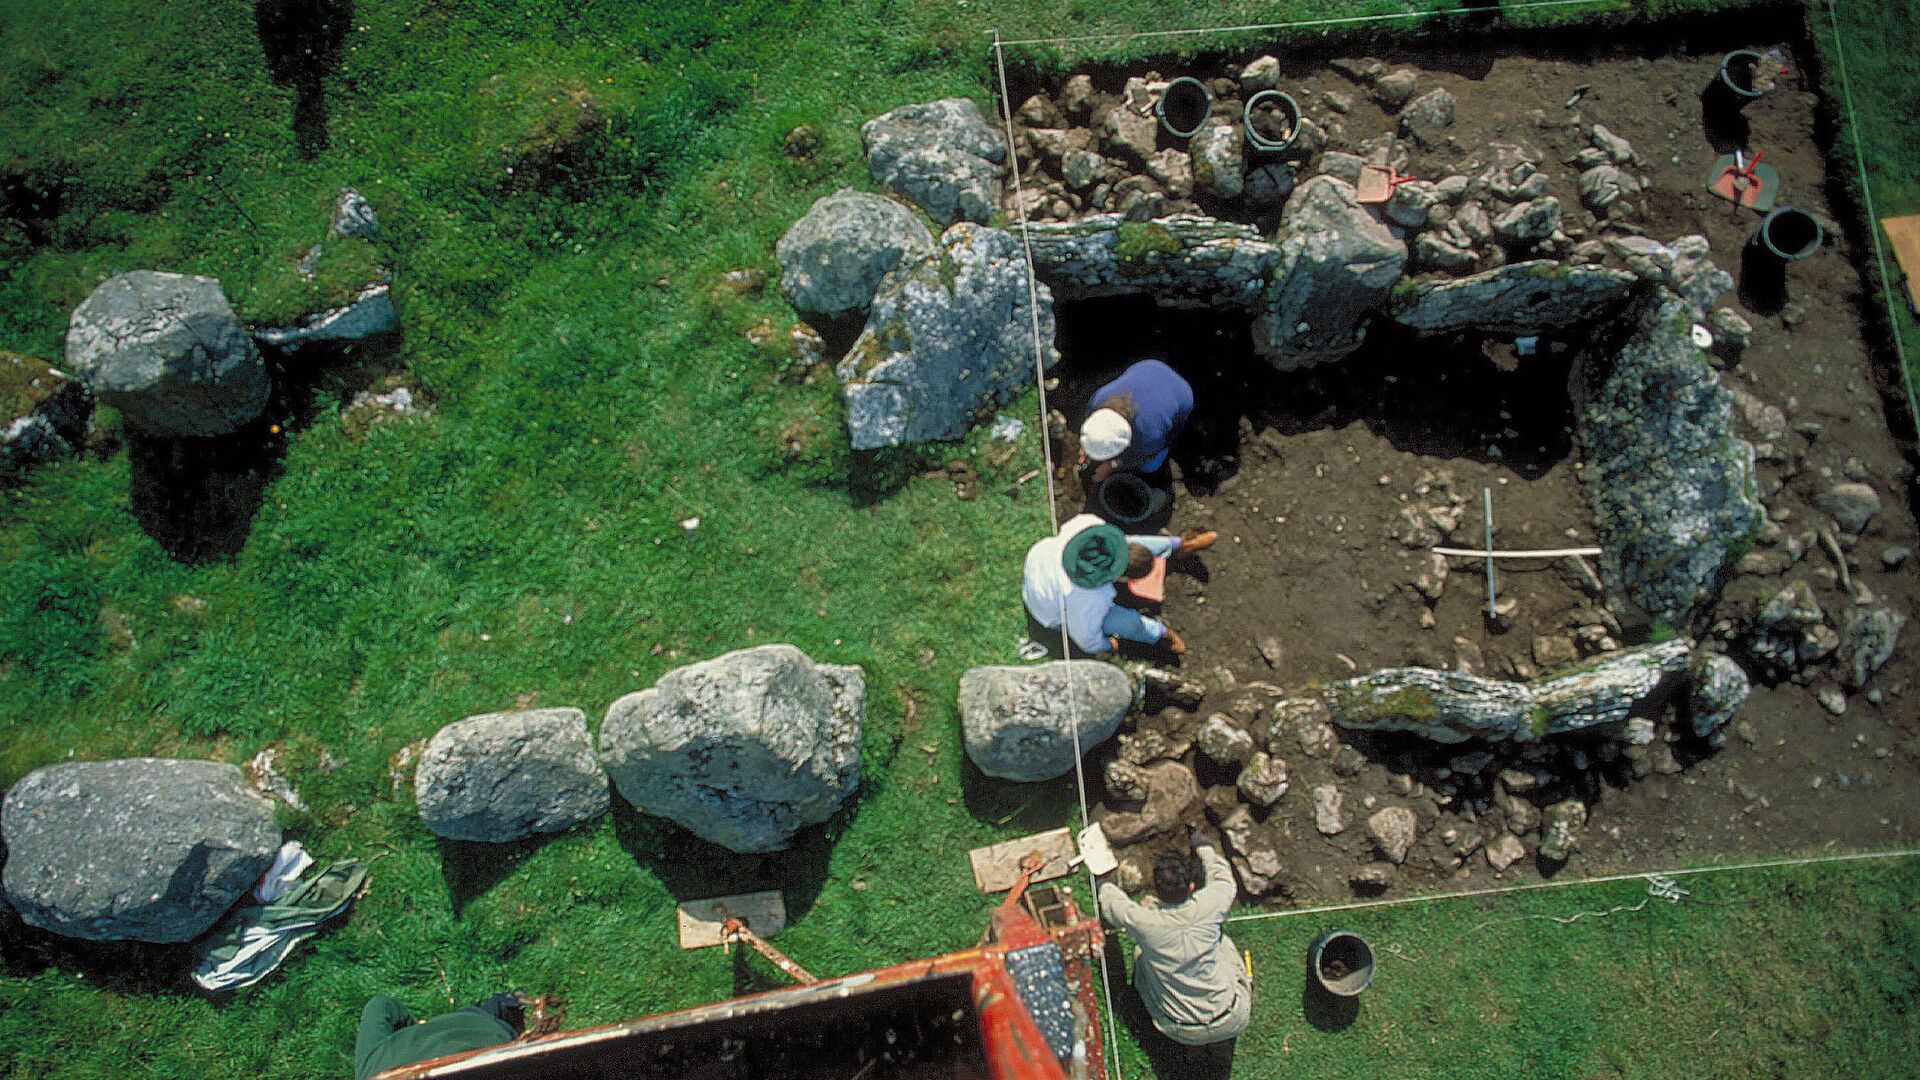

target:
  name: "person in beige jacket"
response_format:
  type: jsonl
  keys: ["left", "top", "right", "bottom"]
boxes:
{"left": 1097, "top": 830, "right": 1252, "bottom": 1061}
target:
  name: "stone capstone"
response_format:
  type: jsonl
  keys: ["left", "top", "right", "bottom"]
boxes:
{"left": 65, "top": 271, "right": 269, "bottom": 437}
{"left": 1391, "top": 261, "right": 1636, "bottom": 335}
{"left": 1254, "top": 176, "right": 1407, "bottom": 371}
{"left": 1327, "top": 641, "right": 1691, "bottom": 743}
{"left": 1023, "top": 214, "right": 1281, "bottom": 309}
{"left": 1574, "top": 295, "right": 1763, "bottom": 628}
{"left": 414, "top": 707, "right": 609, "bottom": 842}
{"left": 2, "top": 758, "right": 280, "bottom": 942}
{"left": 861, "top": 98, "right": 1007, "bottom": 225}
{"left": 775, "top": 190, "right": 937, "bottom": 318}
{"left": 599, "top": 644, "right": 863, "bottom": 853}
{"left": 254, "top": 284, "right": 398, "bottom": 351}
{"left": 959, "top": 661, "right": 1131, "bottom": 782}
{"left": 837, "top": 223, "right": 1057, "bottom": 450}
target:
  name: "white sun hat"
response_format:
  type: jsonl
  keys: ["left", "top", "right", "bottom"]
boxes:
{"left": 1079, "top": 408, "right": 1132, "bottom": 462}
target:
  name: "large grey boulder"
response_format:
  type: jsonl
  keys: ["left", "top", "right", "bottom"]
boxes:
{"left": 1327, "top": 641, "right": 1690, "bottom": 743}
{"left": 65, "top": 271, "right": 270, "bottom": 437}
{"left": 1253, "top": 176, "right": 1406, "bottom": 370}
{"left": 862, "top": 98, "right": 1007, "bottom": 226}
{"left": 1391, "top": 262, "right": 1637, "bottom": 335}
{"left": 960, "top": 661, "right": 1132, "bottom": 782}
{"left": 2, "top": 758, "right": 280, "bottom": 942}
{"left": 837, "top": 223, "right": 1057, "bottom": 450}
{"left": 1023, "top": 214, "right": 1281, "bottom": 309}
{"left": 415, "top": 708, "right": 609, "bottom": 842}
{"left": 254, "top": 284, "right": 398, "bottom": 351}
{"left": 1574, "top": 295, "right": 1763, "bottom": 628}
{"left": 599, "top": 645, "right": 863, "bottom": 853}
{"left": 2, "top": 351, "right": 92, "bottom": 476}
{"left": 775, "top": 190, "right": 937, "bottom": 318}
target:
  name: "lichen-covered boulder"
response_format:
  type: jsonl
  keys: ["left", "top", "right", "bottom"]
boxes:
{"left": 2, "top": 351, "right": 92, "bottom": 476}
{"left": 775, "top": 189, "right": 936, "bottom": 318}
{"left": 1530, "top": 639, "right": 1690, "bottom": 732}
{"left": 1023, "top": 214, "right": 1281, "bottom": 309}
{"left": 1574, "top": 295, "right": 1763, "bottom": 628}
{"left": 837, "top": 223, "right": 1057, "bottom": 450}
{"left": 599, "top": 645, "right": 863, "bottom": 853}
{"left": 1686, "top": 652, "right": 1749, "bottom": 744}
{"left": 1192, "top": 121, "right": 1244, "bottom": 200}
{"left": 1391, "top": 262, "right": 1636, "bottom": 335}
{"left": 1253, "top": 176, "right": 1406, "bottom": 370}
{"left": 65, "top": 271, "right": 269, "bottom": 437}
{"left": 960, "top": 661, "right": 1131, "bottom": 782}
{"left": 862, "top": 98, "right": 1007, "bottom": 226}
{"left": 415, "top": 707, "right": 609, "bottom": 842}
{"left": 254, "top": 284, "right": 398, "bottom": 351}
{"left": 2, "top": 759, "right": 280, "bottom": 942}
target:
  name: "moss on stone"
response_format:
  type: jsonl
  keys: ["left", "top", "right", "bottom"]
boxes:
{"left": 0, "top": 351, "right": 64, "bottom": 419}
{"left": 1113, "top": 221, "right": 1181, "bottom": 276}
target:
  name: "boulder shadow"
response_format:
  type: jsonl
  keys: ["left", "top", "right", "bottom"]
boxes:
{"left": 958, "top": 758, "right": 1082, "bottom": 834}
{"left": 608, "top": 794, "right": 838, "bottom": 925}
{"left": 435, "top": 833, "right": 566, "bottom": 918}
{"left": 254, "top": 0, "right": 352, "bottom": 158}
{"left": 0, "top": 904, "right": 204, "bottom": 997}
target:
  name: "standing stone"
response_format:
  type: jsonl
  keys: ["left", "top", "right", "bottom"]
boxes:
{"left": 415, "top": 708, "right": 609, "bottom": 842}
{"left": 1191, "top": 121, "right": 1244, "bottom": 200}
{"left": 2, "top": 759, "right": 280, "bottom": 942}
{"left": 1253, "top": 176, "right": 1407, "bottom": 370}
{"left": 1367, "top": 806, "right": 1419, "bottom": 864}
{"left": 599, "top": 645, "right": 863, "bottom": 853}
{"left": 861, "top": 98, "right": 1008, "bottom": 226}
{"left": 776, "top": 190, "right": 937, "bottom": 318}
{"left": 838, "top": 224, "right": 1056, "bottom": 449}
{"left": 1312, "top": 783, "right": 1344, "bottom": 835}
{"left": 1574, "top": 295, "right": 1763, "bottom": 628}
{"left": 65, "top": 271, "right": 270, "bottom": 437}
{"left": 1686, "top": 652, "right": 1750, "bottom": 744}
{"left": 960, "top": 661, "right": 1132, "bottom": 782}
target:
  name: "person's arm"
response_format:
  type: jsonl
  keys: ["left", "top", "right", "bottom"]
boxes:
{"left": 1097, "top": 880, "right": 1141, "bottom": 933}
{"left": 1190, "top": 837, "right": 1238, "bottom": 920}
{"left": 1066, "top": 590, "right": 1114, "bottom": 654}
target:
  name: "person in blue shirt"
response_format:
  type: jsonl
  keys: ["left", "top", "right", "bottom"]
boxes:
{"left": 1079, "top": 359, "right": 1195, "bottom": 483}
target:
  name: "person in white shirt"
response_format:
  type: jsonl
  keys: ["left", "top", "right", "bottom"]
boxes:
{"left": 1021, "top": 513, "right": 1214, "bottom": 656}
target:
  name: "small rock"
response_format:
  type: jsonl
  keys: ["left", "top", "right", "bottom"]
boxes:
{"left": 1312, "top": 783, "right": 1344, "bottom": 835}
{"left": 1532, "top": 635, "right": 1579, "bottom": 670}
{"left": 1351, "top": 862, "right": 1395, "bottom": 893}
{"left": 1367, "top": 806, "right": 1419, "bottom": 864}
{"left": 1687, "top": 652, "right": 1750, "bottom": 743}
{"left": 1590, "top": 123, "right": 1635, "bottom": 164}
{"left": 1372, "top": 68, "right": 1419, "bottom": 111}
{"left": 1237, "top": 752, "right": 1289, "bottom": 806}
{"left": 1841, "top": 608, "right": 1907, "bottom": 690}
{"left": 1815, "top": 483, "right": 1880, "bottom": 534}
{"left": 1882, "top": 546, "right": 1911, "bottom": 570}
{"left": 1817, "top": 687, "right": 1847, "bottom": 715}
{"left": 1239, "top": 56, "right": 1280, "bottom": 92}
{"left": 1538, "top": 799, "right": 1587, "bottom": 862}
{"left": 1105, "top": 759, "right": 1152, "bottom": 803}
{"left": 1492, "top": 197, "right": 1562, "bottom": 243}
{"left": 1199, "top": 714, "right": 1257, "bottom": 768}
{"left": 1710, "top": 308, "right": 1753, "bottom": 350}
{"left": 1398, "top": 88, "right": 1455, "bottom": 146}
{"left": 331, "top": 189, "right": 379, "bottom": 239}
{"left": 1060, "top": 75, "right": 1095, "bottom": 120}
{"left": 1485, "top": 832, "right": 1526, "bottom": 871}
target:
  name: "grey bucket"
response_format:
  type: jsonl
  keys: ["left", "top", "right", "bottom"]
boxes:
{"left": 1093, "top": 472, "right": 1170, "bottom": 527}
{"left": 1243, "top": 90, "right": 1302, "bottom": 154}
{"left": 1716, "top": 49, "right": 1770, "bottom": 102}
{"left": 1750, "top": 207, "right": 1823, "bottom": 262}
{"left": 1308, "top": 930, "right": 1375, "bottom": 997}
{"left": 1157, "top": 77, "right": 1213, "bottom": 139}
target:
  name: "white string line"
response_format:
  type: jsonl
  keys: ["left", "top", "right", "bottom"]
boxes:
{"left": 990, "top": 0, "right": 1619, "bottom": 49}
{"left": 1221, "top": 846, "right": 1920, "bottom": 925}
{"left": 1825, "top": 0, "right": 1920, "bottom": 432}
{"left": 993, "top": 32, "right": 1122, "bottom": 1080}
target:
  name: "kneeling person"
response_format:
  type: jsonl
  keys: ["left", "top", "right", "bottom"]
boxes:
{"left": 1098, "top": 833, "right": 1252, "bottom": 1051}
{"left": 1022, "top": 513, "right": 1213, "bottom": 656}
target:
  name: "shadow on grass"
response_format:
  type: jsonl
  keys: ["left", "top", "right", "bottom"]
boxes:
{"left": 1105, "top": 935, "right": 1238, "bottom": 1079}
{"left": 607, "top": 795, "right": 840, "bottom": 924}
{"left": 435, "top": 832, "right": 566, "bottom": 918}
{"left": 254, "top": 0, "right": 351, "bottom": 158}
{"left": 959, "top": 757, "right": 1081, "bottom": 835}
{"left": 0, "top": 898, "right": 204, "bottom": 998}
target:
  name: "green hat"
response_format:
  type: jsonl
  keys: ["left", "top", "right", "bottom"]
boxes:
{"left": 1062, "top": 523, "right": 1129, "bottom": 588}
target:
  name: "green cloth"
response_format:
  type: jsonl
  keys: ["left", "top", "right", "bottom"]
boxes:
{"left": 1062, "top": 522, "right": 1128, "bottom": 587}
{"left": 355, "top": 997, "right": 513, "bottom": 1080}
{"left": 190, "top": 859, "right": 368, "bottom": 993}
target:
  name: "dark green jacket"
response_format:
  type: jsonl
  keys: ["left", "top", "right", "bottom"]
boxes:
{"left": 355, "top": 997, "right": 512, "bottom": 1079}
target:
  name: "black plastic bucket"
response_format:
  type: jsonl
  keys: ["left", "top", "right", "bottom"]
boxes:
{"left": 1708, "top": 49, "right": 1770, "bottom": 113}
{"left": 1156, "top": 77, "right": 1213, "bottom": 139}
{"left": 1243, "top": 90, "right": 1301, "bottom": 154}
{"left": 1750, "top": 206, "right": 1823, "bottom": 262}
{"left": 1093, "top": 472, "right": 1170, "bottom": 527}
{"left": 1308, "top": 930, "right": 1375, "bottom": 997}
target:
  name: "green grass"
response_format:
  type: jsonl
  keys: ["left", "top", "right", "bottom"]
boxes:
{"left": 2, "top": 0, "right": 1917, "bottom": 1076}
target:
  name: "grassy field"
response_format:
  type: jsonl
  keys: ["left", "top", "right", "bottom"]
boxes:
{"left": 2, "top": 0, "right": 1917, "bottom": 1076}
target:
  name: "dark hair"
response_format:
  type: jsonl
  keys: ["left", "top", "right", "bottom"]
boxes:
{"left": 1152, "top": 849, "right": 1201, "bottom": 904}
{"left": 1123, "top": 543, "right": 1155, "bottom": 580}
{"left": 1094, "top": 391, "right": 1139, "bottom": 423}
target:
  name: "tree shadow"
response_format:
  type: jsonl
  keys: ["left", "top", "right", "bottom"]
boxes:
{"left": 254, "top": 0, "right": 352, "bottom": 158}
{"left": 607, "top": 794, "right": 839, "bottom": 924}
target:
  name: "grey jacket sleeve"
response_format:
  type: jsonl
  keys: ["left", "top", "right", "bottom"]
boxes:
{"left": 1098, "top": 880, "right": 1140, "bottom": 932}
{"left": 1191, "top": 842, "right": 1238, "bottom": 921}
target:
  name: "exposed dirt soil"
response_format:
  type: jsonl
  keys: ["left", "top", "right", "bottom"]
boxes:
{"left": 1036, "top": 24, "right": 1919, "bottom": 903}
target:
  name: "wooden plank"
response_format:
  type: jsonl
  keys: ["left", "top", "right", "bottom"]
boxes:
{"left": 1883, "top": 215, "right": 1920, "bottom": 310}
{"left": 677, "top": 891, "right": 786, "bottom": 950}
{"left": 968, "top": 828, "right": 1075, "bottom": 893}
